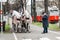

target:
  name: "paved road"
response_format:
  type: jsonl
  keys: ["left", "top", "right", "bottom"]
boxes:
{"left": 0, "top": 33, "right": 15, "bottom": 40}
{"left": 0, "top": 24, "right": 60, "bottom": 40}
{"left": 0, "top": 15, "right": 60, "bottom": 40}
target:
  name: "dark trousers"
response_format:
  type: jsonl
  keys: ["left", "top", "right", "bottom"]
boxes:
{"left": 21, "top": 22, "right": 29, "bottom": 31}
{"left": 0, "top": 26, "right": 1, "bottom": 31}
{"left": 21, "top": 23, "right": 26, "bottom": 29}
{"left": 26, "top": 23, "right": 29, "bottom": 31}
{"left": 43, "top": 27, "right": 48, "bottom": 33}
{"left": 0, "top": 21, "right": 6, "bottom": 32}
{"left": 12, "top": 23, "right": 16, "bottom": 31}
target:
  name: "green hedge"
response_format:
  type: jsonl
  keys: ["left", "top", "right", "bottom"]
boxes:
{"left": 5, "top": 24, "right": 10, "bottom": 31}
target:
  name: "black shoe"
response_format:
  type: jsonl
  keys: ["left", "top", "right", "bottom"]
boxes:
{"left": 27, "top": 31, "right": 31, "bottom": 33}
{"left": 26, "top": 30, "right": 31, "bottom": 33}
{"left": 45, "top": 32, "right": 48, "bottom": 33}
{"left": 42, "top": 32, "right": 45, "bottom": 34}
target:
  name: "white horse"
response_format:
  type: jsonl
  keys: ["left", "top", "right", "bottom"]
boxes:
{"left": 11, "top": 10, "right": 22, "bottom": 32}
{"left": 23, "top": 10, "right": 32, "bottom": 32}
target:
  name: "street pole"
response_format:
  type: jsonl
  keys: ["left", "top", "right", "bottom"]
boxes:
{"left": 7, "top": 0, "right": 9, "bottom": 25}
{"left": 58, "top": 0, "right": 60, "bottom": 28}
{"left": 1, "top": 1, "right": 3, "bottom": 33}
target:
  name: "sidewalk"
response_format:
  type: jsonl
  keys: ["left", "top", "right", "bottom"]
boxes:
{"left": 31, "top": 24, "right": 60, "bottom": 34}
{"left": 15, "top": 24, "right": 60, "bottom": 40}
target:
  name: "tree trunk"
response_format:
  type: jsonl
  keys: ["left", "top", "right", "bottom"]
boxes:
{"left": 44, "top": 0, "right": 49, "bottom": 15}
{"left": 58, "top": 0, "right": 60, "bottom": 28}
{"left": 31, "top": 0, "right": 33, "bottom": 16}
{"left": 33, "top": 0, "right": 36, "bottom": 22}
